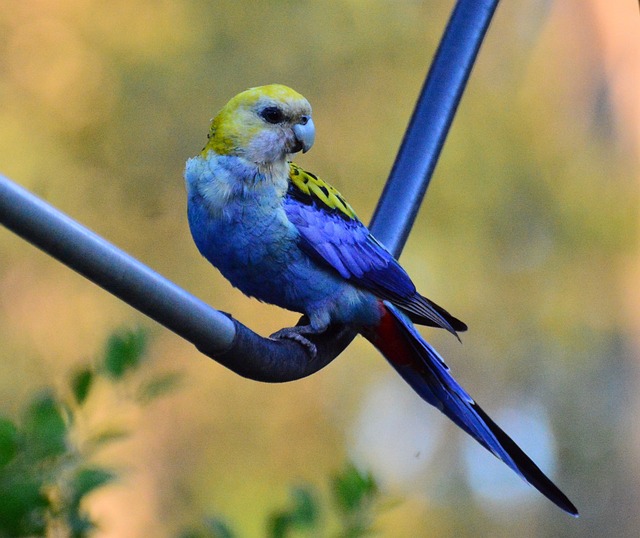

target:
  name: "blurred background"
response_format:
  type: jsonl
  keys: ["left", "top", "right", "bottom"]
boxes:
{"left": 0, "top": 0, "right": 638, "bottom": 536}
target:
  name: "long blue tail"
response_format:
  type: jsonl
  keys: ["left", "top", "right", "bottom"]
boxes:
{"left": 364, "top": 301, "right": 578, "bottom": 516}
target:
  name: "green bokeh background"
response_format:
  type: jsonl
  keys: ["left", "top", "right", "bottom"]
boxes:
{"left": 1, "top": 1, "right": 638, "bottom": 536}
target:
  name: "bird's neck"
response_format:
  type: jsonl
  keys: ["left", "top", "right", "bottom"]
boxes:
{"left": 189, "top": 151, "right": 290, "bottom": 211}
{"left": 256, "top": 159, "right": 290, "bottom": 184}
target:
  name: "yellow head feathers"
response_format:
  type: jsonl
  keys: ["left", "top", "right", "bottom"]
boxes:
{"left": 203, "top": 84, "right": 314, "bottom": 162}
{"left": 224, "top": 85, "right": 307, "bottom": 109}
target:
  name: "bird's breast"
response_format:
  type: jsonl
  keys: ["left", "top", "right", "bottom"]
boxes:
{"left": 188, "top": 185, "right": 307, "bottom": 302}
{"left": 184, "top": 154, "right": 378, "bottom": 322}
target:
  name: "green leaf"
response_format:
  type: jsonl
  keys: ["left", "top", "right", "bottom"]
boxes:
{"left": 103, "top": 328, "right": 147, "bottom": 379}
{"left": 0, "top": 417, "right": 19, "bottom": 467}
{"left": 68, "top": 513, "right": 95, "bottom": 538}
{"left": 136, "top": 371, "right": 182, "bottom": 404}
{"left": 70, "top": 467, "right": 115, "bottom": 509}
{"left": 268, "top": 486, "right": 319, "bottom": 537}
{"left": 332, "top": 463, "right": 377, "bottom": 515}
{"left": 267, "top": 512, "right": 292, "bottom": 538}
{"left": 288, "top": 486, "right": 318, "bottom": 528}
{"left": 23, "top": 391, "right": 67, "bottom": 460}
{"left": 0, "top": 477, "right": 48, "bottom": 536}
{"left": 71, "top": 368, "right": 94, "bottom": 405}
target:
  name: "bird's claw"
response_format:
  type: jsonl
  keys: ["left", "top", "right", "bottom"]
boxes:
{"left": 270, "top": 327, "right": 318, "bottom": 359}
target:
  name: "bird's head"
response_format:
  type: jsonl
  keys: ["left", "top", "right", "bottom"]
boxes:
{"left": 202, "top": 84, "right": 315, "bottom": 165}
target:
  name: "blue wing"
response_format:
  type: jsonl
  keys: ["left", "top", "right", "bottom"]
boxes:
{"left": 284, "top": 163, "right": 466, "bottom": 334}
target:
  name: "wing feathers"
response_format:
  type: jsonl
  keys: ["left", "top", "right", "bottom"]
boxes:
{"left": 284, "top": 162, "right": 466, "bottom": 335}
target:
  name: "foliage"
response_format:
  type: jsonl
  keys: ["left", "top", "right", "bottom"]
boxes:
{"left": 181, "top": 462, "right": 381, "bottom": 538}
{"left": 0, "top": 328, "right": 180, "bottom": 537}
{"left": 0, "top": 328, "right": 382, "bottom": 538}
{"left": 331, "top": 464, "right": 378, "bottom": 537}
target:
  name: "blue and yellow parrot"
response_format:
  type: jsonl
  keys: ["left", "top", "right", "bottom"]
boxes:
{"left": 185, "top": 84, "right": 577, "bottom": 516}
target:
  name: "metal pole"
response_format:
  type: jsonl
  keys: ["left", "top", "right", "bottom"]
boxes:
{"left": 371, "top": 0, "right": 499, "bottom": 254}
{"left": 0, "top": 176, "right": 236, "bottom": 354}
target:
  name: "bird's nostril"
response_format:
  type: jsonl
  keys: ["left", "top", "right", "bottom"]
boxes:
{"left": 299, "top": 115, "right": 309, "bottom": 126}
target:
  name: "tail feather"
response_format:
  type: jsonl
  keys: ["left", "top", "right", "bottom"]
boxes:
{"left": 400, "top": 294, "right": 468, "bottom": 334}
{"left": 363, "top": 301, "right": 578, "bottom": 517}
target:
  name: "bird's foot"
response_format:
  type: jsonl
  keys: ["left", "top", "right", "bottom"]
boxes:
{"left": 270, "top": 326, "right": 319, "bottom": 359}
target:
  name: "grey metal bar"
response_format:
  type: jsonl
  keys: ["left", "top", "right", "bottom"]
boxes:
{"left": 0, "top": 175, "right": 236, "bottom": 353}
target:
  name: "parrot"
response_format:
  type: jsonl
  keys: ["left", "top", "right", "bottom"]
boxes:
{"left": 184, "top": 84, "right": 578, "bottom": 516}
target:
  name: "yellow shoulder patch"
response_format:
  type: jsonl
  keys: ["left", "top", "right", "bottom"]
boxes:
{"left": 288, "top": 163, "right": 357, "bottom": 220}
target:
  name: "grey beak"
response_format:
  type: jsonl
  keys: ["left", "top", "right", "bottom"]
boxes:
{"left": 292, "top": 117, "right": 315, "bottom": 153}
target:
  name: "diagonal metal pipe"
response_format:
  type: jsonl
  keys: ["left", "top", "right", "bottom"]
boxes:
{"left": 371, "top": 0, "right": 499, "bottom": 252}
{"left": 0, "top": 0, "right": 499, "bottom": 382}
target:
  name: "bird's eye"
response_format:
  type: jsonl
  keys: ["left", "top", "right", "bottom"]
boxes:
{"left": 260, "top": 106, "right": 285, "bottom": 124}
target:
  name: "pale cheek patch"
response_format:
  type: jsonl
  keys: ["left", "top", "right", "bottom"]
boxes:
{"left": 248, "top": 129, "right": 288, "bottom": 163}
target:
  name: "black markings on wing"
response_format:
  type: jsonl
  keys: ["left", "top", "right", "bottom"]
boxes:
{"left": 287, "top": 163, "right": 357, "bottom": 220}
